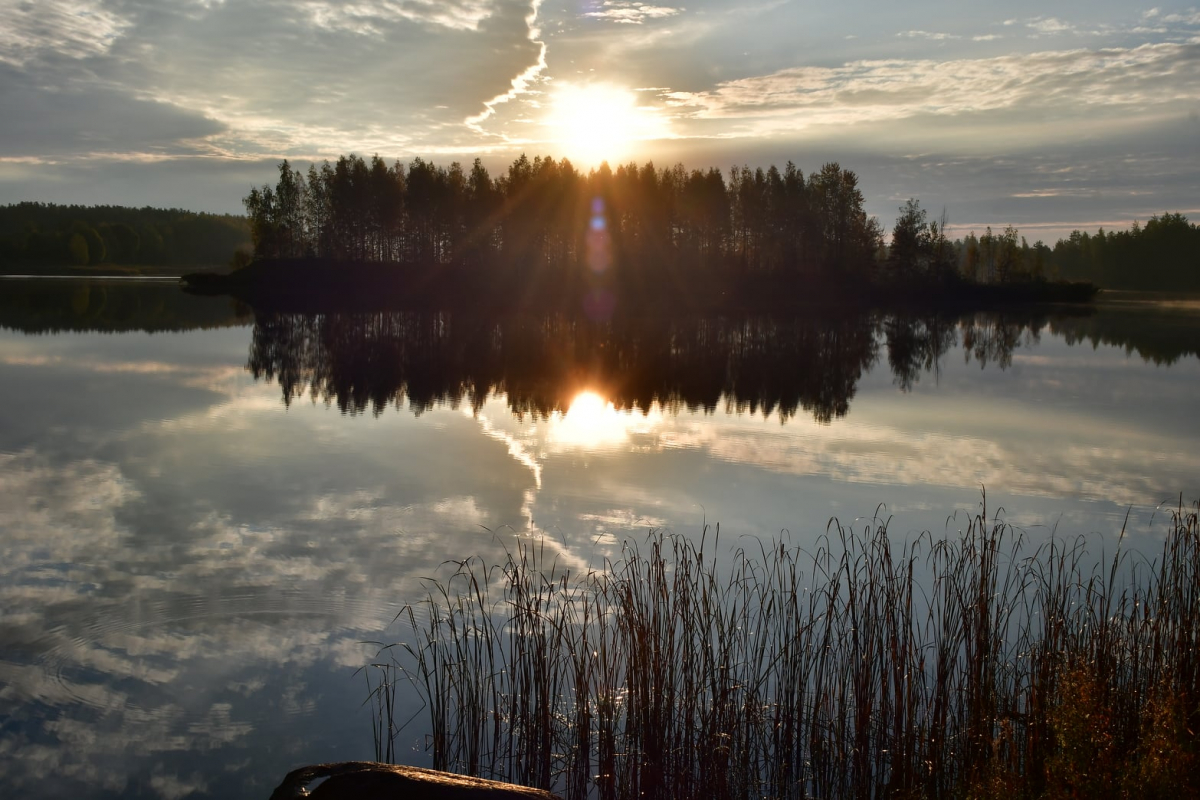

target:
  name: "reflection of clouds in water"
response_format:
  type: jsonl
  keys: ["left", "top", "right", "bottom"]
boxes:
{"left": 578, "top": 509, "right": 668, "bottom": 531}
{"left": 650, "top": 403, "right": 1199, "bottom": 511}
{"left": 151, "top": 772, "right": 210, "bottom": 800}
{"left": 5, "top": 675, "right": 251, "bottom": 791}
{"left": 0, "top": 660, "right": 131, "bottom": 711}
{"left": 1, "top": 352, "right": 248, "bottom": 393}
{"left": 577, "top": 510, "right": 670, "bottom": 549}
{"left": 471, "top": 404, "right": 544, "bottom": 538}
{"left": 145, "top": 390, "right": 285, "bottom": 439}
{"left": 513, "top": 527, "right": 593, "bottom": 574}
{"left": 0, "top": 354, "right": 66, "bottom": 366}
{"left": 10, "top": 692, "right": 250, "bottom": 795}
{"left": 471, "top": 406, "right": 543, "bottom": 489}
{"left": 1011, "top": 353, "right": 1154, "bottom": 370}
{"left": 0, "top": 435, "right": 532, "bottom": 795}
{"left": 0, "top": 450, "right": 138, "bottom": 574}
{"left": 467, "top": 400, "right": 648, "bottom": 572}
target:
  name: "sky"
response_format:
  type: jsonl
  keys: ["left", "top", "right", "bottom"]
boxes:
{"left": 2, "top": 0, "right": 1199, "bottom": 241}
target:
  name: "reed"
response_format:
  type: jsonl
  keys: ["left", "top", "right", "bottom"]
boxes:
{"left": 365, "top": 498, "right": 1199, "bottom": 799}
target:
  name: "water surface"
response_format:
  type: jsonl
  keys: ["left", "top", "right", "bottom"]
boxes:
{"left": 1, "top": 281, "right": 1198, "bottom": 798}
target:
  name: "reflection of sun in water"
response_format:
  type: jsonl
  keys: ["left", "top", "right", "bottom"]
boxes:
{"left": 544, "top": 84, "right": 667, "bottom": 165}
{"left": 550, "top": 390, "right": 658, "bottom": 451}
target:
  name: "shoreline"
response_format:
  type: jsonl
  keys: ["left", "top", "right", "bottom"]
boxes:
{"left": 1, "top": 264, "right": 225, "bottom": 279}
{"left": 182, "top": 258, "right": 1100, "bottom": 314}
{"left": 0, "top": 273, "right": 183, "bottom": 281}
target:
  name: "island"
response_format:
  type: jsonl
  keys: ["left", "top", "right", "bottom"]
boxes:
{"left": 182, "top": 155, "right": 1107, "bottom": 313}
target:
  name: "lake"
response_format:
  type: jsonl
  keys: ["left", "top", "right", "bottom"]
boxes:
{"left": 1, "top": 278, "right": 1198, "bottom": 798}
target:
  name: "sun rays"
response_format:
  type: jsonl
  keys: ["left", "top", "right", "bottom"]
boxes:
{"left": 542, "top": 83, "right": 669, "bottom": 165}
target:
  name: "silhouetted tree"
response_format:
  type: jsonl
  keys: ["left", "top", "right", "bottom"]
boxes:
{"left": 888, "top": 199, "right": 930, "bottom": 279}
{"left": 808, "top": 163, "right": 880, "bottom": 278}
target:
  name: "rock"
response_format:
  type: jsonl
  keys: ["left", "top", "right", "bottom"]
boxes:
{"left": 268, "top": 762, "right": 562, "bottom": 800}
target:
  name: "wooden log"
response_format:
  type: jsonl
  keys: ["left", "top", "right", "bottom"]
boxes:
{"left": 268, "top": 762, "right": 562, "bottom": 800}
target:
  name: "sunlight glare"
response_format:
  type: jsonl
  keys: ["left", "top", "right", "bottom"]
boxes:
{"left": 544, "top": 84, "right": 666, "bottom": 165}
{"left": 549, "top": 390, "right": 657, "bottom": 451}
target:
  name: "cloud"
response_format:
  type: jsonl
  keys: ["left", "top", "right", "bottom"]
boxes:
{"left": 0, "top": 64, "right": 225, "bottom": 158}
{"left": 465, "top": 0, "right": 548, "bottom": 138}
{"left": 0, "top": 0, "right": 551, "bottom": 161}
{"left": 0, "top": 0, "right": 130, "bottom": 66}
{"left": 1158, "top": 10, "right": 1200, "bottom": 25}
{"left": 296, "top": 0, "right": 498, "bottom": 34}
{"left": 584, "top": 1, "right": 683, "bottom": 24}
{"left": 1026, "top": 17, "right": 1075, "bottom": 35}
{"left": 664, "top": 41, "right": 1200, "bottom": 143}
{"left": 898, "top": 30, "right": 960, "bottom": 41}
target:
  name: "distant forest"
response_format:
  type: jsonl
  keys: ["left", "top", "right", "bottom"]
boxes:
{"left": 1043, "top": 212, "right": 1200, "bottom": 291}
{"left": 0, "top": 203, "right": 251, "bottom": 269}
{"left": 242, "top": 154, "right": 1200, "bottom": 291}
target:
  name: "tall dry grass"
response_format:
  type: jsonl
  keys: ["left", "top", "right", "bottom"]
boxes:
{"left": 364, "top": 498, "right": 1199, "bottom": 799}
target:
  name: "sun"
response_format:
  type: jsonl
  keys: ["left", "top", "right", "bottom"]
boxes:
{"left": 543, "top": 83, "right": 667, "bottom": 165}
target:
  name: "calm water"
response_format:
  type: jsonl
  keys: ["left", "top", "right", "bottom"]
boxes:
{"left": 1, "top": 280, "right": 1198, "bottom": 798}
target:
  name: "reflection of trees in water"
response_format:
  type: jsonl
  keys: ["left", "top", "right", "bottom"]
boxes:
{"left": 716, "top": 318, "right": 879, "bottom": 422}
{"left": 883, "top": 315, "right": 959, "bottom": 392}
{"left": 248, "top": 312, "right": 488, "bottom": 416}
{"left": 247, "top": 308, "right": 1130, "bottom": 423}
{"left": 956, "top": 304, "right": 1200, "bottom": 370}
{"left": 0, "top": 280, "right": 250, "bottom": 333}
{"left": 247, "top": 312, "right": 881, "bottom": 423}
{"left": 1050, "top": 305, "right": 1200, "bottom": 366}
{"left": 960, "top": 312, "right": 1044, "bottom": 371}
{"left": 881, "top": 311, "right": 1037, "bottom": 392}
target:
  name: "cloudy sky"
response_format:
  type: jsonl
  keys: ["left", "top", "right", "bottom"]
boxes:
{"left": 2, "top": 0, "right": 1199, "bottom": 240}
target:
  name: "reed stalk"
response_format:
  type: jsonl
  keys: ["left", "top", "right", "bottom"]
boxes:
{"left": 367, "top": 499, "right": 1200, "bottom": 799}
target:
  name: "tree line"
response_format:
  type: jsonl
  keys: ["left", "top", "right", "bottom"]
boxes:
{"left": 0, "top": 203, "right": 251, "bottom": 269}
{"left": 243, "top": 154, "right": 885, "bottom": 282}
{"left": 1047, "top": 213, "right": 1200, "bottom": 291}
{"left": 903, "top": 209, "right": 1199, "bottom": 291}
{"left": 244, "top": 154, "right": 1200, "bottom": 293}
{"left": 944, "top": 215, "right": 1200, "bottom": 291}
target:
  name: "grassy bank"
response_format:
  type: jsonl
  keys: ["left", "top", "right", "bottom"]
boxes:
{"left": 367, "top": 500, "right": 1198, "bottom": 799}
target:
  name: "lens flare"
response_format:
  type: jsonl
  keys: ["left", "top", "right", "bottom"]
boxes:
{"left": 584, "top": 195, "right": 615, "bottom": 320}
{"left": 586, "top": 196, "right": 610, "bottom": 274}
